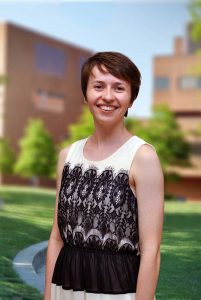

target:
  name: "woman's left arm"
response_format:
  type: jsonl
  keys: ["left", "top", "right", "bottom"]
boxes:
{"left": 130, "top": 145, "right": 164, "bottom": 300}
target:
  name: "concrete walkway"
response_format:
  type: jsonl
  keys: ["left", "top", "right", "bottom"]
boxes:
{"left": 13, "top": 240, "right": 48, "bottom": 294}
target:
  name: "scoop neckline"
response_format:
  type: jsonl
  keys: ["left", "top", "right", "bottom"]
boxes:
{"left": 82, "top": 135, "right": 137, "bottom": 163}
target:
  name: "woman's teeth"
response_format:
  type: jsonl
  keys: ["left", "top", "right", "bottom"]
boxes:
{"left": 99, "top": 105, "right": 116, "bottom": 111}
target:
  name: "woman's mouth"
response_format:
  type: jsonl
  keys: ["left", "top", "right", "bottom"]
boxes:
{"left": 97, "top": 105, "right": 118, "bottom": 112}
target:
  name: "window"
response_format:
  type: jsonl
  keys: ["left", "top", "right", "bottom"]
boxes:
{"left": 35, "top": 42, "right": 66, "bottom": 77}
{"left": 154, "top": 77, "right": 170, "bottom": 90}
{"left": 33, "top": 89, "right": 65, "bottom": 113}
{"left": 178, "top": 76, "right": 201, "bottom": 89}
{"left": 37, "top": 89, "right": 65, "bottom": 100}
{"left": 37, "top": 90, "right": 48, "bottom": 103}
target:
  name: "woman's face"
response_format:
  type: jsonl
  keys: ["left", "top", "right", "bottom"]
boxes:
{"left": 85, "top": 65, "right": 132, "bottom": 124}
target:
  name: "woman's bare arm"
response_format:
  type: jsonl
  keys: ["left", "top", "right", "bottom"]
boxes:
{"left": 130, "top": 144, "right": 164, "bottom": 300}
{"left": 44, "top": 146, "right": 70, "bottom": 300}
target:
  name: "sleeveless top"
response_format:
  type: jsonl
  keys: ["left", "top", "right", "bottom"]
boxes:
{"left": 52, "top": 135, "right": 156, "bottom": 294}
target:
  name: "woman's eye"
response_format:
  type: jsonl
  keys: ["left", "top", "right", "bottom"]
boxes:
{"left": 94, "top": 85, "right": 102, "bottom": 90}
{"left": 116, "top": 86, "right": 124, "bottom": 91}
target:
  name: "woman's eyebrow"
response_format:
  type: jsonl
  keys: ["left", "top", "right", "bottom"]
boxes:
{"left": 115, "top": 82, "right": 125, "bottom": 85}
{"left": 92, "top": 80, "right": 104, "bottom": 84}
{"left": 114, "top": 81, "right": 126, "bottom": 86}
{"left": 92, "top": 80, "right": 125, "bottom": 84}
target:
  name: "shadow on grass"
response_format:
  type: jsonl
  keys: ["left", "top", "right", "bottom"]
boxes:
{"left": 157, "top": 251, "right": 201, "bottom": 300}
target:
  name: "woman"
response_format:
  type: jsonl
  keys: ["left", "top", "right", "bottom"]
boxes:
{"left": 44, "top": 52, "right": 164, "bottom": 300}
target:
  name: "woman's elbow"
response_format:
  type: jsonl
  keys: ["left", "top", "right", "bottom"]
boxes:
{"left": 140, "top": 244, "right": 161, "bottom": 260}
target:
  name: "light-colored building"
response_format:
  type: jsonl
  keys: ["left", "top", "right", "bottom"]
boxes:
{"left": 0, "top": 22, "right": 92, "bottom": 186}
{"left": 153, "top": 24, "right": 201, "bottom": 201}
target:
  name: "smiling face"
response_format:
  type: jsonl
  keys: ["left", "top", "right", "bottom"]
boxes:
{"left": 85, "top": 65, "right": 132, "bottom": 125}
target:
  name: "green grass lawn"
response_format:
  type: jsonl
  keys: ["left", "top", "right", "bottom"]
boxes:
{"left": 158, "top": 201, "right": 201, "bottom": 300}
{"left": 0, "top": 186, "right": 200, "bottom": 300}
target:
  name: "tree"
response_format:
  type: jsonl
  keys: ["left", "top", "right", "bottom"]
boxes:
{"left": 126, "top": 104, "right": 191, "bottom": 171}
{"left": 61, "top": 106, "right": 94, "bottom": 148}
{"left": 15, "top": 119, "right": 57, "bottom": 185}
{"left": 189, "top": 0, "right": 201, "bottom": 44}
{"left": 0, "top": 138, "right": 15, "bottom": 174}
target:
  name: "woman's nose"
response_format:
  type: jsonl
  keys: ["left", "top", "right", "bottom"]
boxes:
{"left": 102, "top": 87, "right": 114, "bottom": 101}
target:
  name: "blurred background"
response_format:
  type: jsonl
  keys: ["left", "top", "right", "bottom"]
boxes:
{"left": 0, "top": 0, "right": 200, "bottom": 299}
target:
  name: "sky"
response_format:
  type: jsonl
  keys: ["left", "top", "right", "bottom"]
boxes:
{"left": 0, "top": 0, "right": 190, "bottom": 117}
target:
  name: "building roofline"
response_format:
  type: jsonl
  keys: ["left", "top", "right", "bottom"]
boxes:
{"left": 153, "top": 53, "right": 201, "bottom": 60}
{"left": 0, "top": 20, "right": 94, "bottom": 54}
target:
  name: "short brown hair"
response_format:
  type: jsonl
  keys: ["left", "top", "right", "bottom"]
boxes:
{"left": 81, "top": 51, "right": 141, "bottom": 104}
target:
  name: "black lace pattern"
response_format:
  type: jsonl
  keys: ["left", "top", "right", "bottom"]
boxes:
{"left": 58, "top": 162, "right": 140, "bottom": 254}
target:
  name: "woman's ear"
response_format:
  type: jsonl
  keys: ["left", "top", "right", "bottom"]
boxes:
{"left": 83, "top": 97, "right": 87, "bottom": 104}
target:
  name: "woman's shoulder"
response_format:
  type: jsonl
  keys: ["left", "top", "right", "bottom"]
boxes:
{"left": 133, "top": 135, "right": 156, "bottom": 153}
{"left": 134, "top": 143, "right": 158, "bottom": 164}
{"left": 60, "top": 137, "right": 88, "bottom": 154}
{"left": 58, "top": 136, "right": 89, "bottom": 164}
{"left": 130, "top": 136, "right": 161, "bottom": 176}
{"left": 129, "top": 135, "right": 159, "bottom": 172}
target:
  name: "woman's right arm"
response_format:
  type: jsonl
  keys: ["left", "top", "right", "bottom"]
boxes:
{"left": 44, "top": 146, "right": 70, "bottom": 300}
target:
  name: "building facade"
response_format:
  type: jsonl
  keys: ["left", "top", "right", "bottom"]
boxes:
{"left": 0, "top": 22, "right": 92, "bottom": 186}
{"left": 153, "top": 25, "right": 201, "bottom": 201}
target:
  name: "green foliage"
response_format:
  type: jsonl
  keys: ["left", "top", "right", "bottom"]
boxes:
{"left": 197, "top": 123, "right": 201, "bottom": 135}
{"left": 125, "top": 117, "right": 144, "bottom": 134}
{"left": 0, "top": 74, "right": 9, "bottom": 85}
{"left": 190, "top": 122, "right": 201, "bottom": 136}
{"left": 126, "top": 104, "right": 191, "bottom": 169}
{"left": 189, "top": 0, "right": 201, "bottom": 42}
{"left": 15, "top": 119, "right": 57, "bottom": 179}
{"left": 61, "top": 106, "right": 94, "bottom": 148}
{"left": 0, "top": 138, "right": 15, "bottom": 174}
